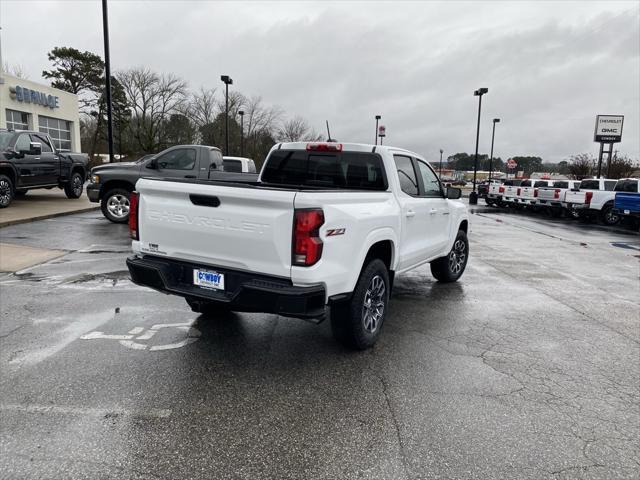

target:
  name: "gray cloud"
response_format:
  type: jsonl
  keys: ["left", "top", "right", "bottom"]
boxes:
{"left": 2, "top": 0, "right": 638, "bottom": 162}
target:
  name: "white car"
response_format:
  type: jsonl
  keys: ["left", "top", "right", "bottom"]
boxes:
{"left": 127, "top": 142, "right": 469, "bottom": 349}
{"left": 222, "top": 156, "right": 257, "bottom": 173}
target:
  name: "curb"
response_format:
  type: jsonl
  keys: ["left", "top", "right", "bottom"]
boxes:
{"left": 0, "top": 205, "right": 101, "bottom": 228}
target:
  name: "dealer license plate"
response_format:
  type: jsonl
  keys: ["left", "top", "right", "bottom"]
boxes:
{"left": 193, "top": 269, "right": 225, "bottom": 290}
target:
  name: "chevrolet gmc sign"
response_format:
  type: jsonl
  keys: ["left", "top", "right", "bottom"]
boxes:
{"left": 594, "top": 115, "right": 624, "bottom": 143}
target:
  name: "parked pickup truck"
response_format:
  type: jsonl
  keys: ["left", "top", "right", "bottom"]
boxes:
{"left": 612, "top": 179, "right": 640, "bottom": 220}
{"left": 0, "top": 129, "right": 88, "bottom": 208}
{"left": 126, "top": 142, "right": 469, "bottom": 349}
{"left": 536, "top": 180, "right": 581, "bottom": 217}
{"left": 500, "top": 179, "right": 524, "bottom": 206}
{"left": 514, "top": 179, "right": 553, "bottom": 207}
{"left": 564, "top": 178, "right": 619, "bottom": 225}
{"left": 87, "top": 145, "right": 258, "bottom": 223}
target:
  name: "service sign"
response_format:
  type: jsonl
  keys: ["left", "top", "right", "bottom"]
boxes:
{"left": 594, "top": 115, "right": 624, "bottom": 143}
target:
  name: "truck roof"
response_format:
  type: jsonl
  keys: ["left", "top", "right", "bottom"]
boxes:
{"left": 275, "top": 142, "right": 424, "bottom": 160}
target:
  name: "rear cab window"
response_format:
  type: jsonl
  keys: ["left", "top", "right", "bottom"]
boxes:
{"left": 552, "top": 181, "right": 568, "bottom": 189}
{"left": 261, "top": 150, "right": 388, "bottom": 190}
{"left": 579, "top": 180, "right": 600, "bottom": 190}
{"left": 614, "top": 180, "right": 638, "bottom": 192}
{"left": 223, "top": 159, "right": 243, "bottom": 172}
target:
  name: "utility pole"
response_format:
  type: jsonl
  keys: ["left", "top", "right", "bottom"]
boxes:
{"left": 469, "top": 87, "right": 488, "bottom": 205}
{"left": 239, "top": 110, "right": 244, "bottom": 157}
{"left": 375, "top": 115, "right": 381, "bottom": 145}
{"left": 488, "top": 118, "right": 500, "bottom": 182}
{"left": 439, "top": 149, "right": 444, "bottom": 177}
{"left": 102, "top": 0, "right": 114, "bottom": 162}
{"left": 220, "top": 75, "right": 233, "bottom": 155}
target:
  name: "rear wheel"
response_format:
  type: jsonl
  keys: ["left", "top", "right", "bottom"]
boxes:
{"left": 101, "top": 188, "right": 131, "bottom": 223}
{"left": 331, "top": 259, "right": 390, "bottom": 350}
{"left": 0, "top": 175, "right": 14, "bottom": 208}
{"left": 430, "top": 230, "right": 469, "bottom": 283}
{"left": 64, "top": 171, "right": 84, "bottom": 199}
{"left": 601, "top": 204, "right": 620, "bottom": 226}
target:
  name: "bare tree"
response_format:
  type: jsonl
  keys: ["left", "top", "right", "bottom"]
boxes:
{"left": 607, "top": 154, "right": 638, "bottom": 179}
{"left": 568, "top": 153, "right": 595, "bottom": 179}
{"left": 243, "top": 95, "right": 282, "bottom": 138}
{"left": 3, "top": 62, "right": 29, "bottom": 79}
{"left": 277, "top": 116, "right": 323, "bottom": 142}
{"left": 118, "top": 68, "right": 189, "bottom": 153}
{"left": 185, "top": 87, "right": 219, "bottom": 129}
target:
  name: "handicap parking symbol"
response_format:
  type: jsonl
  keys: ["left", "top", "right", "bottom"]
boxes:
{"left": 81, "top": 322, "right": 201, "bottom": 351}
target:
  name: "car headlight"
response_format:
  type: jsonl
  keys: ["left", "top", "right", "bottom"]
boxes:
{"left": 91, "top": 174, "right": 100, "bottom": 184}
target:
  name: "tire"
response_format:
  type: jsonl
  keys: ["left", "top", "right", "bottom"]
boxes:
{"left": 101, "top": 188, "right": 131, "bottom": 223}
{"left": 186, "top": 298, "right": 231, "bottom": 317}
{"left": 14, "top": 189, "right": 28, "bottom": 197}
{"left": 600, "top": 204, "right": 620, "bottom": 226}
{"left": 485, "top": 198, "right": 495, "bottom": 207}
{"left": 330, "top": 258, "right": 390, "bottom": 350}
{"left": 0, "top": 175, "right": 14, "bottom": 208}
{"left": 64, "top": 171, "right": 84, "bottom": 199}
{"left": 430, "top": 230, "right": 469, "bottom": 283}
{"left": 549, "top": 208, "right": 563, "bottom": 218}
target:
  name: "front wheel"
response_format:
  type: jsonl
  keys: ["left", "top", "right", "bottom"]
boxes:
{"left": 64, "top": 171, "right": 84, "bottom": 199}
{"left": 101, "top": 188, "right": 131, "bottom": 223}
{"left": 601, "top": 204, "right": 620, "bottom": 226}
{"left": 430, "top": 230, "right": 469, "bottom": 283}
{"left": 331, "top": 259, "right": 390, "bottom": 350}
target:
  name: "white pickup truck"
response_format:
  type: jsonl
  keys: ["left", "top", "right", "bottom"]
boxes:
{"left": 500, "top": 179, "right": 524, "bottom": 206}
{"left": 126, "top": 142, "right": 469, "bottom": 349}
{"left": 536, "top": 180, "right": 581, "bottom": 217}
{"left": 564, "top": 178, "right": 619, "bottom": 225}
{"left": 514, "top": 179, "right": 553, "bottom": 207}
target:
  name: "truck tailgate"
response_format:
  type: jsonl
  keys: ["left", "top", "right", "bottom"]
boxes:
{"left": 565, "top": 190, "right": 586, "bottom": 204}
{"left": 136, "top": 179, "right": 296, "bottom": 278}
{"left": 614, "top": 192, "right": 640, "bottom": 213}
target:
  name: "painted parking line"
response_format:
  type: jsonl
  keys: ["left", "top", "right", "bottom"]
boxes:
{"left": 81, "top": 321, "right": 201, "bottom": 351}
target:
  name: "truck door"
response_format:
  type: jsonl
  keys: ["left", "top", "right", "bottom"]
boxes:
{"left": 198, "top": 148, "right": 223, "bottom": 180}
{"left": 414, "top": 159, "right": 451, "bottom": 256}
{"left": 394, "top": 155, "right": 432, "bottom": 270}
{"left": 31, "top": 133, "right": 58, "bottom": 184}
{"left": 152, "top": 147, "right": 199, "bottom": 180}
{"left": 12, "top": 133, "right": 43, "bottom": 187}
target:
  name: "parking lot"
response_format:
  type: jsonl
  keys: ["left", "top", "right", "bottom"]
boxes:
{"left": 0, "top": 204, "right": 638, "bottom": 479}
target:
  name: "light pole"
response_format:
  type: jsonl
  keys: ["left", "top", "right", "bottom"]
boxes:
{"left": 375, "top": 115, "right": 381, "bottom": 145}
{"left": 102, "top": 0, "right": 114, "bottom": 162}
{"left": 488, "top": 118, "right": 500, "bottom": 183}
{"left": 469, "top": 87, "right": 488, "bottom": 205}
{"left": 238, "top": 110, "right": 244, "bottom": 157}
{"left": 220, "top": 75, "right": 233, "bottom": 155}
{"left": 439, "top": 149, "right": 444, "bottom": 177}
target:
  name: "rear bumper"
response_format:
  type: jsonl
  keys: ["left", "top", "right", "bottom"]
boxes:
{"left": 613, "top": 208, "right": 640, "bottom": 217}
{"left": 126, "top": 255, "right": 327, "bottom": 319}
{"left": 86, "top": 184, "right": 100, "bottom": 202}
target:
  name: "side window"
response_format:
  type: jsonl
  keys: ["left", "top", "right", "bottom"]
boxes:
{"left": 394, "top": 155, "right": 418, "bottom": 196}
{"left": 15, "top": 134, "right": 31, "bottom": 152}
{"left": 207, "top": 149, "right": 223, "bottom": 170}
{"left": 604, "top": 180, "right": 617, "bottom": 191}
{"left": 31, "top": 134, "right": 53, "bottom": 153}
{"left": 416, "top": 160, "right": 443, "bottom": 197}
{"left": 155, "top": 148, "right": 196, "bottom": 170}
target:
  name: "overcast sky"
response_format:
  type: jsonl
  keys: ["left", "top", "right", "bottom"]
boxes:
{"left": 1, "top": 0, "right": 639, "bottom": 162}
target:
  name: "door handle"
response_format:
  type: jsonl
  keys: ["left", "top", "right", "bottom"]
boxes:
{"left": 184, "top": 175, "right": 196, "bottom": 179}
{"left": 406, "top": 210, "right": 416, "bottom": 218}
{"left": 429, "top": 208, "right": 438, "bottom": 215}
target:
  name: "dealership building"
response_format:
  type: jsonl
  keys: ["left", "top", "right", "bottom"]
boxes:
{"left": 0, "top": 72, "right": 81, "bottom": 151}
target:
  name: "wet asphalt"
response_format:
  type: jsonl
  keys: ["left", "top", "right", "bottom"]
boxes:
{"left": 0, "top": 204, "right": 638, "bottom": 480}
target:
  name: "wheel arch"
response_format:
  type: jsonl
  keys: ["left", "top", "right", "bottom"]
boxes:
{"left": 0, "top": 163, "right": 18, "bottom": 188}
{"left": 100, "top": 180, "right": 135, "bottom": 199}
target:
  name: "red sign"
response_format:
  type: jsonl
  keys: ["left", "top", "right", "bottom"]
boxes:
{"left": 378, "top": 125, "right": 386, "bottom": 137}
{"left": 507, "top": 159, "right": 517, "bottom": 169}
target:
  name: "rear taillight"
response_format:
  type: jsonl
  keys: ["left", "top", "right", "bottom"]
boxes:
{"left": 554, "top": 189, "right": 561, "bottom": 199}
{"left": 499, "top": 186, "right": 505, "bottom": 193}
{"left": 306, "top": 143, "right": 343, "bottom": 152}
{"left": 585, "top": 191, "right": 593, "bottom": 205}
{"left": 534, "top": 188, "right": 539, "bottom": 198}
{"left": 293, "top": 209, "right": 324, "bottom": 266}
{"left": 129, "top": 191, "right": 139, "bottom": 240}
{"left": 517, "top": 188, "right": 521, "bottom": 196}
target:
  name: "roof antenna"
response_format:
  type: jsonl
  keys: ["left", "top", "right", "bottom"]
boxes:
{"left": 326, "top": 120, "right": 336, "bottom": 142}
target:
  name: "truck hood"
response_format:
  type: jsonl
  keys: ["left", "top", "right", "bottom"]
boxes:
{"left": 92, "top": 162, "right": 139, "bottom": 173}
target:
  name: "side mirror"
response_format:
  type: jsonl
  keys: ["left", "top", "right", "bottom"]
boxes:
{"left": 30, "top": 142, "right": 42, "bottom": 156}
{"left": 210, "top": 162, "right": 218, "bottom": 170}
{"left": 446, "top": 186, "right": 462, "bottom": 200}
